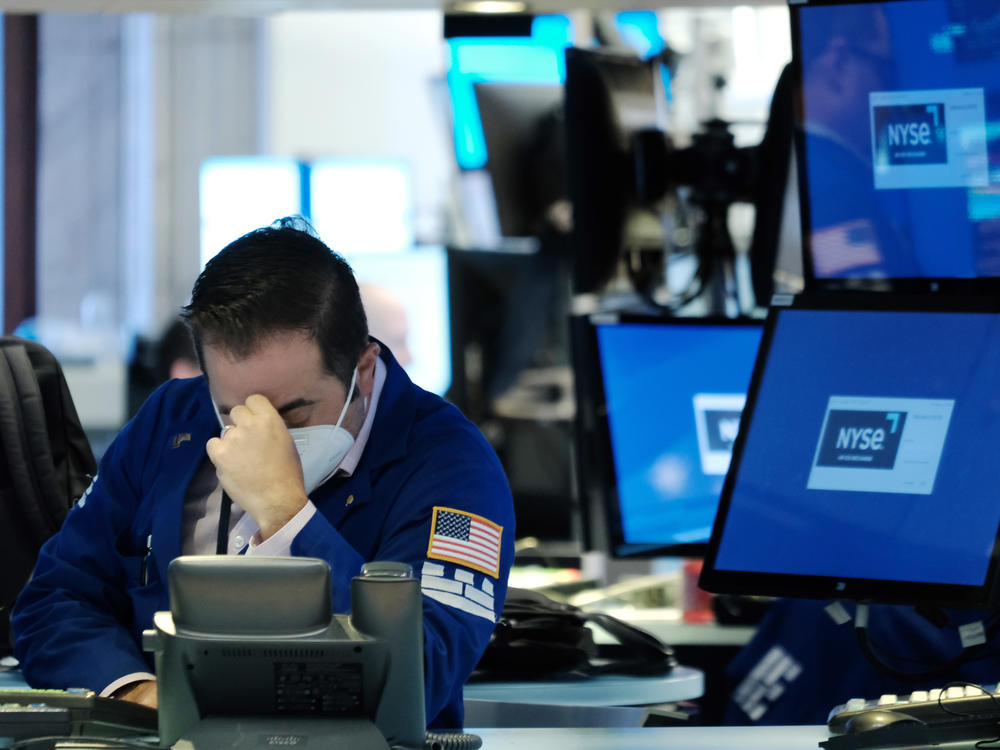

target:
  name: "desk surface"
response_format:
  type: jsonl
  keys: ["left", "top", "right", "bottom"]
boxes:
{"left": 474, "top": 725, "right": 828, "bottom": 749}
{"left": 0, "top": 662, "right": 824, "bottom": 750}
{"left": 463, "top": 665, "right": 704, "bottom": 706}
{"left": 0, "top": 668, "right": 27, "bottom": 691}
{"left": 4, "top": 663, "right": 705, "bottom": 709}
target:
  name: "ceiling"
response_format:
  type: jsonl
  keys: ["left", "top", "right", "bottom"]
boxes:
{"left": 0, "top": 0, "right": 780, "bottom": 14}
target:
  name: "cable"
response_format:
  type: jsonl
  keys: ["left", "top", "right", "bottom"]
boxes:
{"left": 932, "top": 681, "right": 1000, "bottom": 750}
{"left": 854, "top": 605, "right": 1000, "bottom": 682}
{"left": 855, "top": 626, "right": 982, "bottom": 682}
{"left": 862, "top": 612, "right": 1000, "bottom": 669}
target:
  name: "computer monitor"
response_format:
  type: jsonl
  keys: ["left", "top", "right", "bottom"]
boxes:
{"left": 792, "top": 0, "right": 1000, "bottom": 289}
{"left": 701, "top": 293, "right": 1000, "bottom": 609}
{"left": 445, "top": 17, "right": 570, "bottom": 252}
{"left": 452, "top": 82, "right": 566, "bottom": 253}
{"left": 573, "top": 314, "right": 763, "bottom": 557}
{"left": 563, "top": 47, "right": 666, "bottom": 294}
{"left": 474, "top": 82, "right": 565, "bottom": 240}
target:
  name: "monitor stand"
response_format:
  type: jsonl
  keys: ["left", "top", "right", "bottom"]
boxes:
{"left": 172, "top": 716, "right": 389, "bottom": 750}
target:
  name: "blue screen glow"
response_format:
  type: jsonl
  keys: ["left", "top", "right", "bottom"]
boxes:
{"left": 796, "top": 0, "right": 1000, "bottom": 279}
{"left": 715, "top": 307, "right": 1000, "bottom": 586}
{"left": 447, "top": 15, "right": 572, "bottom": 170}
{"left": 615, "top": 10, "right": 666, "bottom": 59}
{"left": 596, "top": 322, "right": 763, "bottom": 550}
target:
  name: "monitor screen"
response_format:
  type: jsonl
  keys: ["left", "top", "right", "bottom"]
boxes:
{"left": 310, "top": 158, "right": 413, "bottom": 254}
{"left": 701, "top": 294, "right": 1000, "bottom": 608}
{"left": 445, "top": 18, "right": 570, "bottom": 251}
{"left": 575, "top": 314, "right": 763, "bottom": 557}
{"left": 792, "top": 0, "right": 1000, "bottom": 287}
{"left": 474, "top": 82, "right": 565, "bottom": 239}
{"left": 445, "top": 17, "right": 570, "bottom": 171}
{"left": 199, "top": 157, "right": 303, "bottom": 268}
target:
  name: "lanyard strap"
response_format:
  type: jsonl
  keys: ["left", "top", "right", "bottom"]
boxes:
{"left": 216, "top": 490, "right": 233, "bottom": 555}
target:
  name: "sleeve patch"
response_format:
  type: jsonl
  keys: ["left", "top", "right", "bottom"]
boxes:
{"left": 426, "top": 506, "right": 502, "bottom": 578}
{"left": 421, "top": 564, "right": 497, "bottom": 623}
{"left": 76, "top": 473, "right": 98, "bottom": 508}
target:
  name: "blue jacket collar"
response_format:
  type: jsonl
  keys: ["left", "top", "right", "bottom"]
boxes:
{"left": 355, "top": 343, "right": 418, "bottom": 473}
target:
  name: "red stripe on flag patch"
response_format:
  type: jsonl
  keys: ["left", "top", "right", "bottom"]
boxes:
{"left": 426, "top": 506, "right": 503, "bottom": 578}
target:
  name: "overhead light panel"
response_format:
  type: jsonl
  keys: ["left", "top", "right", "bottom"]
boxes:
{"left": 450, "top": 1, "right": 528, "bottom": 13}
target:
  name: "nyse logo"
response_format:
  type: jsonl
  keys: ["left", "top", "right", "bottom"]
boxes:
{"left": 815, "top": 410, "right": 906, "bottom": 470}
{"left": 890, "top": 122, "right": 932, "bottom": 147}
{"left": 704, "top": 410, "right": 742, "bottom": 452}
{"left": 873, "top": 103, "right": 947, "bottom": 165}
{"left": 693, "top": 393, "right": 745, "bottom": 476}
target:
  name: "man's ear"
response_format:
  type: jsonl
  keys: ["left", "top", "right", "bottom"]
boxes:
{"left": 358, "top": 341, "right": 381, "bottom": 398}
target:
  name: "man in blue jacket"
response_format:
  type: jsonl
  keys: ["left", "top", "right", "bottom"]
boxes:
{"left": 12, "top": 218, "right": 515, "bottom": 729}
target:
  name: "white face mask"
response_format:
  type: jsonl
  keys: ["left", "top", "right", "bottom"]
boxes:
{"left": 212, "top": 366, "right": 359, "bottom": 495}
{"left": 289, "top": 366, "right": 358, "bottom": 493}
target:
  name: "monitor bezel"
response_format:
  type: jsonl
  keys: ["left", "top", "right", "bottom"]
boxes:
{"left": 700, "top": 291, "right": 1000, "bottom": 608}
{"left": 574, "top": 312, "right": 764, "bottom": 559}
{"left": 790, "top": 0, "right": 1000, "bottom": 295}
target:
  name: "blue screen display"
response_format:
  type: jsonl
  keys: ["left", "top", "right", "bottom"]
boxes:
{"left": 447, "top": 16, "right": 572, "bottom": 170}
{"left": 796, "top": 0, "right": 1000, "bottom": 279}
{"left": 596, "top": 322, "right": 763, "bottom": 549}
{"left": 714, "top": 308, "right": 1000, "bottom": 586}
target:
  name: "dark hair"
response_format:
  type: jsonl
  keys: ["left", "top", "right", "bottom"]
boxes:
{"left": 180, "top": 217, "right": 369, "bottom": 385}
{"left": 800, "top": 5, "right": 888, "bottom": 72}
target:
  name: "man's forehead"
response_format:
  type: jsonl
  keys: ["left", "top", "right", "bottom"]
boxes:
{"left": 202, "top": 333, "right": 338, "bottom": 408}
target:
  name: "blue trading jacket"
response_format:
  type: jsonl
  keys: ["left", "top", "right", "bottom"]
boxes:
{"left": 725, "top": 598, "right": 1000, "bottom": 725}
{"left": 12, "top": 347, "right": 515, "bottom": 729}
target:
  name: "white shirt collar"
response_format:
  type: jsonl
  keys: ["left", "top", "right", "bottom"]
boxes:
{"left": 337, "top": 355, "right": 386, "bottom": 477}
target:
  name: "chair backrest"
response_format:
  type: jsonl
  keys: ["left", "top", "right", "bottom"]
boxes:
{"left": 0, "top": 336, "right": 97, "bottom": 652}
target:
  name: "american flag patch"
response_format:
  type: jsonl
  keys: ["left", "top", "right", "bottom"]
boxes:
{"left": 811, "top": 219, "right": 882, "bottom": 277}
{"left": 426, "top": 507, "right": 502, "bottom": 578}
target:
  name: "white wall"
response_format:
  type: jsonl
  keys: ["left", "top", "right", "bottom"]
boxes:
{"left": 35, "top": 14, "right": 264, "bottom": 341}
{"left": 266, "top": 10, "right": 454, "bottom": 244}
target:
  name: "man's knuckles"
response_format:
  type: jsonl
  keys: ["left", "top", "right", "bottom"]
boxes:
{"left": 245, "top": 394, "right": 279, "bottom": 415}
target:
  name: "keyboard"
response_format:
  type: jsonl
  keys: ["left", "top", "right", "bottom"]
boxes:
{"left": 823, "top": 683, "right": 1000, "bottom": 750}
{"left": 0, "top": 688, "right": 158, "bottom": 740}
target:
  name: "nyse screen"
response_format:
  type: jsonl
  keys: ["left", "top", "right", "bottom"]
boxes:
{"left": 594, "top": 320, "right": 762, "bottom": 550}
{"left": 795, "top": 0, "right": 1000, "bottom": 281}
{"left": 713, "top": 307, "right": 1000, "bottom": 587}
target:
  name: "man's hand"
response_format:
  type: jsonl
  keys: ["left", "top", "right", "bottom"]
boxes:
{"left": 206, "top": 394, "right": 309, "bottom": 540}
{"left": 113, "top": 679, "right": 158, "bottom": 709}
